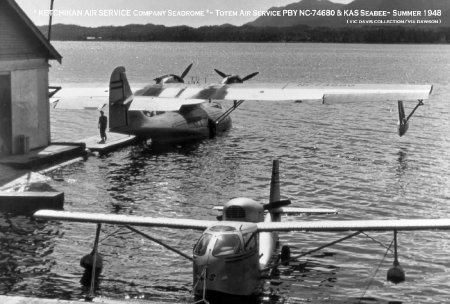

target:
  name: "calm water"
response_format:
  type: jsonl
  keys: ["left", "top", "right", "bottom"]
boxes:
{"left": 1, "top": 42, "right": 450, "bottom": 303}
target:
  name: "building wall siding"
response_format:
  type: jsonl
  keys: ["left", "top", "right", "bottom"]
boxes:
{"left": 0, "top": 1, "right": 49, "bottom": 60}
{"left": 0, "top": 1, "right": 60, "bottom": 156}
{"left": 10, "top": 63, "right": 50, "bottom": 153}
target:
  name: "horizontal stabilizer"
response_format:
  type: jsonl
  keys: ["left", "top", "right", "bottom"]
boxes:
{"left": 129, "top": 96, "right": 206, "bottom": 112}
{"left": 34, "top": 210, "right": 215, "bottom": 231}
{"left": 257, "top": 218, "right": 450, "bottom": 232}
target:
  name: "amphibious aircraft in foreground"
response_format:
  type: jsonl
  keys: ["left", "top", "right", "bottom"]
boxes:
{"left": 51, "top": 64, "right": 433, "bottom": 144}
{"left": 35, "top": 160, "right": 450, "bottom": 303}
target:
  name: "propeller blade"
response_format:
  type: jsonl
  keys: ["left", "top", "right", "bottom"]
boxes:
{"left": 242, "top": 72, "right": 259, "bottom": 82}
{"left": 263, "top": 199, "right": 291, "bottom": 210}
{"left": 180, "top": 63, "right": 193, "bottom": 79}
{"left": 214, "top": 69, "right": 229, "bottom": 78}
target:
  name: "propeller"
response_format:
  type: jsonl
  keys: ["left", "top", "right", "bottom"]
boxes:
{"left": 214, "top": 69, "right": 229, "bottom": 78}
{"left": 154, "top": 63, "right": 193, "bottom": 84}
{"left": 180, "top": 63, "right": 193, "bottom": 79}
{"left": 241, "top": 72, "right": 259, "bottom": 82}
{"left": 214, "top": 69, "right": 259, "bottom": 84}
{"left": 263, "top": 199, "right": 291, "bottom": 211}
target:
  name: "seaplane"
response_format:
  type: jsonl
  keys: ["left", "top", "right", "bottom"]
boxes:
{"left": 51, "top": 63, "right": 433, "bottom": 145}
{"left": 34, "top": 160, "right": 450, "bottom": 303}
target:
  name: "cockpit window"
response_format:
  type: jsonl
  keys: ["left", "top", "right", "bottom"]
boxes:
{"left": 212, "top": 234, "right": 242, "bottom": 256}
{"left": 193, "top": 233, "right": 212, "bottom": 256}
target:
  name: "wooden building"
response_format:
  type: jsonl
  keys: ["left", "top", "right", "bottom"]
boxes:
{"left": 0, "top": 0, "right": 61, "bottom": 156}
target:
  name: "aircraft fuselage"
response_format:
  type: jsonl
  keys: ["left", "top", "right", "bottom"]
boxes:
{"left": 192, "top": 198, "right": 279, "bottom": 299}
{"left": 111, "top": 101, "right": 232, "bottom": 144}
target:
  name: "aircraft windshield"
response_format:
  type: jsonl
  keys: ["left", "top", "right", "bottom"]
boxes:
{"left": 212, "top": 234, "right": 242, "bottom": 256}
{"left": 193, "top": 233, "right": 212, "bottom": 256}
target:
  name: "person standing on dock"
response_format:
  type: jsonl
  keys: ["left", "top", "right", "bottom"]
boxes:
{"left": 98, "top": 111, "right": 107, "bottom": 143}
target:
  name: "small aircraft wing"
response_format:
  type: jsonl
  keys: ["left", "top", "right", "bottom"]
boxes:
{"left": 257, "top": 218, "right": 450, "bottom": 232}
{"left": 34, "top": 210, "right": 216, "bottom": 231}
{"left": 128, "top": 96, "right": 206, "bottom": 112}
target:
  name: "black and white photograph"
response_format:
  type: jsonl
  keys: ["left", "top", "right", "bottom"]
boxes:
{"left": 0, "top": 0, "right": 449, "bottom": 303}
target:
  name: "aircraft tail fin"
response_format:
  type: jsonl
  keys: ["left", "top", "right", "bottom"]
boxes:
{"left": 268, "top": 160, "right": 283, "bottom": 221}
{"left": 109, "top": 66, "right": 132, "bottom": 129}
{"left": 269, "top": 160, "right": 280, "bottom": 203}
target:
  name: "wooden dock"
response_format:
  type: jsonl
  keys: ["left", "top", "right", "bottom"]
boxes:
{"left": 0, "top": 143, "right": 85, "bottom": 169}
{"left": 77, "top": 132, "right": 137, "bottom": 155}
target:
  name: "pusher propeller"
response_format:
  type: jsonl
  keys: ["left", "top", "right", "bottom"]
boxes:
{"left": 263, "top": 199, "right": 291, "bottom": 211}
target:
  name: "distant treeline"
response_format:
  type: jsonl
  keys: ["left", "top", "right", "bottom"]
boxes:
{"left": 41, "top": 24, "right": 450, "bottom": 43}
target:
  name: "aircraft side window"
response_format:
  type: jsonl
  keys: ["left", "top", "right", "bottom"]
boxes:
{"left": 193, "top": 233, "right": 212, "bottom": 256}
{"left": 243, "top": 232, "right": 257, "bottom": 251}
{"left": 212, "top": 234, "right": 242, "bottom": 257}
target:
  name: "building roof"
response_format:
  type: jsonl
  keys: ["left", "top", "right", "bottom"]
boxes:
{"left": 5, "top": 0, "right": 62, "bottom": 63}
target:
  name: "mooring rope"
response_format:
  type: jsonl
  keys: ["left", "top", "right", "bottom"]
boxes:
{"left": 99, "top": 226, "right": 126, "bottom": 243}
{"left": 192, "top": 267, "right": 210, "bottom": 304}
{"left": 358, "top": 238, "right": 394, "bottom": 304}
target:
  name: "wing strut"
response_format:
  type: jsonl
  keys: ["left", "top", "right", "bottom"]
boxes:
{"left": 214, "top": 100, "right": 245, "bottom": 125}
{"left": 398, "top": 100, "right": 424, "bottom": 136}
{"left": 126, "top": 225, "right": 193, "bottom": 261}
{"left": 85, "top": 223, "right": 102, "bottom": 301}
{"left": 263, "top": 231, "right": 362, "bottom": 272}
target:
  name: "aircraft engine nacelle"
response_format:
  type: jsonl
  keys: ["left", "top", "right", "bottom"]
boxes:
{"left": 222, "top": 198, "right": 264, "bottom": 223}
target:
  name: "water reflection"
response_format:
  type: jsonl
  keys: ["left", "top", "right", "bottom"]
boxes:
{"left": 0, "top": 215, "right": 63, "bottom": 297}
{"left": 396, "top": 149, "right": 408, "bottom": 178}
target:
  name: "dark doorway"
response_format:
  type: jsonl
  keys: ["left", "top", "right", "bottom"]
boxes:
{"left": 0, "top": 74, "right": 12, "bottom": 156}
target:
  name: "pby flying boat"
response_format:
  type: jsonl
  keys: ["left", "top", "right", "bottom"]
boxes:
{"left": 51, "top": 64, "right": 433, "bottom": 144}
{"left": 35, "top": 160, "right": 450, "bottom": 303}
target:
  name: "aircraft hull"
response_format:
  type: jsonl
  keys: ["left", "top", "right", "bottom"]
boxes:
{"left": 192, "top": 214, "right": 278, "bottom": 299}
{"left": 111, "top": 102, "right": 232, "bottom": 144}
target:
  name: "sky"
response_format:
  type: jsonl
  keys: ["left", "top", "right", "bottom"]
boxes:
{"left": 16, "top": 0, "right": 353, "bottom": 27}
